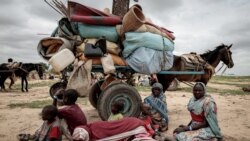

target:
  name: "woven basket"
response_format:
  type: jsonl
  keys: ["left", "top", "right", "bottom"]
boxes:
{"left": 121, "top": 6, "right": 145, "bottom": 35}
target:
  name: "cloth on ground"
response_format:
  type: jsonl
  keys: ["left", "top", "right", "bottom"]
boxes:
{"left": 78, "top": 117, "right": 145, "bottom": 140}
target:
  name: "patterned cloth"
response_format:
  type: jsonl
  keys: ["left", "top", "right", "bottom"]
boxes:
{"left": 68, "top": 1, "right": 122, "bottom": 26}
{"left": 35, "top": 117, "right": 62, "bottom": 141}
{"left": 175, "top": 83, "right": 222, "bottom": 141}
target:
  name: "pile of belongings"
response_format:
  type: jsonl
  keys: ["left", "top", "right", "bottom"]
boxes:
{"left": 37, "top": 1, "right": 175, "bottom": 96}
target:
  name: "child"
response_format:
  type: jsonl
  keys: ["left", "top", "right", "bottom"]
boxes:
{"left": 108, "top": 100, "right": 124, "bottom": 121}
{"left": 53, "top": 89, "right": 87, "bottom": 135}
{"left": 139, "top": 103, "right": 157, "bottom": 137}
{"left": 139, "top": 103, "right": 171, "bottom": 141}
{"left": 17, "top": 105, "right": 62, "bottom": 141}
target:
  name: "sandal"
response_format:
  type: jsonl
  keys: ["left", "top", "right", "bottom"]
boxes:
{"left": 17, "top": 133, "right": 36, "bottom": 141}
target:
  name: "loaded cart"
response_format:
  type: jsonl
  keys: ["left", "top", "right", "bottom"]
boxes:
{"left": 39, "top": 0, "right": 204, "bottom": 120}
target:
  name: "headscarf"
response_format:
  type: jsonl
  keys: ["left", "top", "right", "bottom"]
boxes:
{"left": 151, "top": 82, "right": 165, "bottom": 100}
{"left": 73, "top": 127, "right": 89, "bottom": 141}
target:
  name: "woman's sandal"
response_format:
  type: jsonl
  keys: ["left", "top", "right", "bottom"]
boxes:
{"left": 17, "top": 134, "right": 36, "bottom": 141}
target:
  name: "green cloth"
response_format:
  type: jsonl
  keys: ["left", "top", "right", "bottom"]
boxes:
{"left": 108, "top": 113, "right": 124, "bottom": 121}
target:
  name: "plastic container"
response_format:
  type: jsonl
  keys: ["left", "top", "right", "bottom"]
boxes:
{"left": 49, "top": 48, "right": 75, "bottom": 72}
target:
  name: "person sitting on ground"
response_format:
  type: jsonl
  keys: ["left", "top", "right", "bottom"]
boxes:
{"left": 72, "top": 117, "right": 156, "bottom": 141}
{"left": 53, "top": 89, "right": 87, "bottom": 135}
{"left": 139, "top": 103, "right": 157, "bottom": 137}
{"left": 172, "top": 82, "right": 223, "bottom": 141}
{"left": 144, "top": 82, "right": 169, "bottom": 131}
{"left": 17, "top": 105, "right": 62, "bottom": 141}
{"left": 108, "top": 100, "right": 124, "bottom": 121}
{"left": 139, "top": 103, "right": 173, "bottom": 141}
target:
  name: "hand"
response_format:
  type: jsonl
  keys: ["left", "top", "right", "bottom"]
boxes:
{"left": 173, "top": 126, "right": 187, "bottom": 134}
{"left": 178, "top": 124, "right": 186, "bottom": 128}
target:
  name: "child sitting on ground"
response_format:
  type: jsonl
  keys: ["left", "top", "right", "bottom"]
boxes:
{"left": 139, "top": 103, "right": 173, "bottom": 141}
{"left": 17, "top": 105, "right": 62, "bottom": 141}
{"left": 53, "top": 89, "right": 87, "bottom": 135}
{"left": 108, "top": 100, "right": 124, "bottom": 121}
{"left": 139, "top": 103, "right": 158, "bottom": 137}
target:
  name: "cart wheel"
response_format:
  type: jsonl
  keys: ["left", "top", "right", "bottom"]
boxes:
{"left": 167, "top": 78, "right": 179, "bottom": 91}
{"left": 88, "top": 80, "right": 104, "bottom": 109}
{"left": 97, "top": 82, "right": 142, "bottom": 120}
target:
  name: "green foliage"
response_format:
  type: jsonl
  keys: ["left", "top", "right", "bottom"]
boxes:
{"left": 11, "top": 80, "right": 57, "bottom": 90}
{"left": 178, "top": 83, "right": 249, "bottom": 95}
{"left": 135, "top": 85, "right": 151, "bottom": 92}
{"left": 8, "top": 100, "right": 52, "bottom": 109}
{"left": 211, "top": 75, "right": 250, "bottom": 82}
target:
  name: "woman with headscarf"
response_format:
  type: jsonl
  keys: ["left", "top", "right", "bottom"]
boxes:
{"left": 173, "top": 82, "right": 223, "bottom": 141}
{"left": 144, "top": 82, "right": 168, "bottom": 131}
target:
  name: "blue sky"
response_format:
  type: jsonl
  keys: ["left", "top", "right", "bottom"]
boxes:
{"left": 0, "top": 0, "right": 249, "bottom": 75}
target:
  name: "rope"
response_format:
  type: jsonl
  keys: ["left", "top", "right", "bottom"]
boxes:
{"left": 182, "top": 81, "right": 195, "bottom": 87}
{"left": 221, "top": 66, "right": 227, "bottom": 75}
{"left": 161, "top": 30, "right": 167, "bottom": 70}
{"left": 215, "top": 63, "right": 224, "bottom": 74}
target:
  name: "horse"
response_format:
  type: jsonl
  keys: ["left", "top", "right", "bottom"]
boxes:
{"left": 155, "top": 44, "right": 234, "bottom": 92}
{"left": 0, "top": 63, "right": 44, "bottom": 92}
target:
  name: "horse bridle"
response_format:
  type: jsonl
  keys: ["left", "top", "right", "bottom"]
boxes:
{"left": 216, "top": 47, "right": 232, "bottom": 74}
{"left": 224, "top": 47, "right": 233, "bottom": 68}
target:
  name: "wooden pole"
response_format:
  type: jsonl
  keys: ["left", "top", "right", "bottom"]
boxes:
{"left": 112, "top": 0, "right": 130, "bottom": 16}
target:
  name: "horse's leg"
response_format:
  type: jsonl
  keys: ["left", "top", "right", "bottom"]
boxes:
{"left": 9, "top": 77, "right": 14, "bottom": 89}
{"left": 24, "top": 77, "right": 28, "bottom": 92}
{"left": 21, "top": 77, "right": 25, "bottom": 92}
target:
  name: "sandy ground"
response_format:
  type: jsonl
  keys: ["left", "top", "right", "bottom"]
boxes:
{"left": 0, "top": 79, "right": 250, "bottom": 141}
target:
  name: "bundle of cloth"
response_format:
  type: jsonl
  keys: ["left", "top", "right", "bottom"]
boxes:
{"left": 37, "top": 1, "right": 176, "bottom": 95}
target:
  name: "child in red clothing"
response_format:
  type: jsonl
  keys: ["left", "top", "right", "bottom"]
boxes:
{"left": 139, "top": 103, "right": 159, "bottom": 136}
{"left": 53, "top": 89, "right": 87, "bottom": 135}
{"left": 17, "top": 105, "right": 62, "bottom": 141}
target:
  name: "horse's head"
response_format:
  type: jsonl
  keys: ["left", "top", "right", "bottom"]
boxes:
{"left": 35, "top": 64, "right": 44, "bottom": 79}
{"left": 219, "top": 44, "right": 234, "bottom": 68}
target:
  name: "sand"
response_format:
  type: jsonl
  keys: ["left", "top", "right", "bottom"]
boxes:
{"left": 0, "top": 79, "right": 250, "bottom": 141}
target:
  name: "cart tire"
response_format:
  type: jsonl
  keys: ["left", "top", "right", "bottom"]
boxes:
{"left": 88, "top": 80, "right": 104, "bottom": 109}
{"left": 167, "top": 78, "right": 179, "bottom": 91}
{"left": 97, "top": 82, "right": 142, "bottom": 120}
